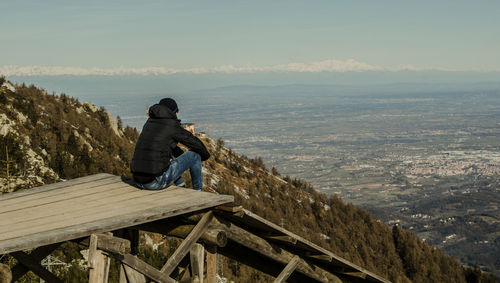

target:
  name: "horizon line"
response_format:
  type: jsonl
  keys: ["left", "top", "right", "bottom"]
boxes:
{"left": 1, "top": 59, "right": 499, "bottom": 77}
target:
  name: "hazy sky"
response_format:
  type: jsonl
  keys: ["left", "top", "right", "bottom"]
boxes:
{"left": 2, "top": 0, "right": 499, "bottom": 74}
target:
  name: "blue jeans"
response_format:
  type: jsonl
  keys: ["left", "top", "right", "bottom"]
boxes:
{"left": 137, "top": 151, "right": 203, "bottom": 191}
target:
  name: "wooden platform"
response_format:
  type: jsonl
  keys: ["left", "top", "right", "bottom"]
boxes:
{"left": 0, "top": 173, "right": 233, "bottom": 255}
{"left": 0, "top": 174, "right": 390, "bottom": 282}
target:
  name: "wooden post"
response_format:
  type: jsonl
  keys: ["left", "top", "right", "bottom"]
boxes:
{"left": 0, "top": 263, "right": 12, "bottom": 283}
{"left": 189, "top": 243, "right": 204, "bottom": 283}
{"left": 88, "top": 234, "right": 111, "bottom": 283}
{"left": 273, "top": 255, "right": 300, "bottom": 283}
{"left": 205, "top": 246, "right": 217, "bottom": 283}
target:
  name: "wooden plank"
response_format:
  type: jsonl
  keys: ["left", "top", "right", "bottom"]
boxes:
{"left": 0, "top": 173, "right": 114, "bottom": 201}
{"left": 214, "top": 204, "right": 243, "bottom": 213}
{"left": 0, "top": 183, "right": 131, "bottom": 227}
{"left": 91, "top": 251, "right": 110, "bottom": 283}
{"left": 0, "top": 178, "right": 132, "bottom": 213}
{"left": 112, "top": 253, "right": 176, "bottom": 283}
{"left": 189, "top": 243, "right": 204, "bottom": 283}
{"left": 120, "top": 263, "right": 146, "bottom": 283}
{"left": 205, "top": 246, "right": 217, "bottom": 283}
{"left": 0, "top": 177, "right": 121, "bottom": 213}
{"left": 0, "top": 193, "right": 232, "bottom": 254}
{"left": 119, "top": 265, "right": 126, "bottom": 283}
{"left": 161, "top": 211, "right": 214, "bottom": 275}
{"left": 0, "top": 183, "right": 180, "bottom": 222}
{"left": 0, "top": 187, "right": 131, "bottom": 231}
{"left": 341, "top": 271, "right": 367, "bottom": 279}
{"left": 10, "top": 243, "right": 60, "bottom": 281}
{"left": 0, "top": 192, "right": 231, "bottom": 249}
{"left": 0, "top": 181, "right": 155, "bottom": 227}
{"left": 0, "top": 191, "right": 228, "bottom": 250}
{"left": 273, "top": 255, "right": 300, "bottom": 283}
{"left": 11, "top": 251, "right": 64, "bottom": 283}
{"left": 1, "top": 193, "right": 231, "bottom": 254}
{"left": 94, "top": 233, "right": 132, "bottom": 255}
{"left": 303, "top": 253, "right": 333, "bottom": 262}
{"left": 0, "top": 173, "right": 113, "bottom": 201}
{"left": 0, "top": 188, "right": 195, "bottom": 241}
{"left": 0, "top": 187, "right": 192, "bottom": 239}
{"left": 262, "top": 234, "right": 298, "bottom": 245}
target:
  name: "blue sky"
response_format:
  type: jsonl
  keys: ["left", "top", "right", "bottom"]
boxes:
{"left": 1, "top": 0, "right": 500, "bottom": 75}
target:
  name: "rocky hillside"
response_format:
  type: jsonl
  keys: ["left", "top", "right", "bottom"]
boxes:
{"left": 0, "top": 77, "right": 138, "bottom": 193}
{"left": 0, "top": 77, "right": 495, "bottom": 282}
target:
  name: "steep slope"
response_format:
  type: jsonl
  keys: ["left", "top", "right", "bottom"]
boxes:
{"left": 0, "top": 77, "right": 138, "bottom": 193}
{"left": 0, "top": 78, "right": 495, "bottom": 282}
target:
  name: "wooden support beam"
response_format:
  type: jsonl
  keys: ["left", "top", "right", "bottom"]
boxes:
{"left": 189, "top": 243, "right": 204, "bottom": 283}
{"left": 262, "top": 234, "right": 297, "bottom": 245}
{"left": 300, "top": 252, "right": 333, "bottom": 262}
{"left": 273, "top": 255, "right": 300, "bottom": 283}
{"left": 79, "top": 233, "right": 131, "bottom": 255}
{"left": 161, "top": 211, "right": 214, "bottom": 276}
{"left": 156, "top": 225, "right": 226, "bottom": 247}
{"left": 135, "top": 221, "right": 227, "bottom": 247}
{"left": 88, "top": 234, "right": 111, "bottom": 283}
{"left": 181, "top": 211, "right": 208, "bottom": 223}
{"left": 97, "top": 233, "right": 132, "bottom": 255}
{"left": 112, "top": 253, "right": 176, "bottom": 283}
{"left": 119, "top": 263, "right": 146, "bottom": 283}
{"left": 202, "top": 229, "right": 227, "bottom": 248}
{"left": 206, "top": 246, "right": 217, "bottom": 283}
{"left": 211, "top": 217, "right": 342, "bottom": 283}
{"left": 10, "top": 243, "right": 60, "bottom": 281}
{"left": 11, "top": 251, "right": 63, "bottom": 283}
{"left": 214, "top": 204, "right": 243, "bottom": 213}
{"left": 342, "top": 271, "right": 367, "bottom": 279}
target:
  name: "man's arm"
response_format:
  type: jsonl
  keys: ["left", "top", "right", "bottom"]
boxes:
{"left": 174, "top": 128, "right": 211, "bottom": 161}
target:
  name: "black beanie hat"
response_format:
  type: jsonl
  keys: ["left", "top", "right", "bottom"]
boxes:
{"left": 159, "top": 98, "right": 178, "bottom": 113}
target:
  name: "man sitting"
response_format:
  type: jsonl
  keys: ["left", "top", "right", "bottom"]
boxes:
{"left": 130, "top": 98, "right": 210, "bottom": 190}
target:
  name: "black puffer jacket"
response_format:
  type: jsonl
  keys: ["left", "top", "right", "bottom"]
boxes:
{"left": 130, "top": 104, "right": 210, "bottom": 183}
